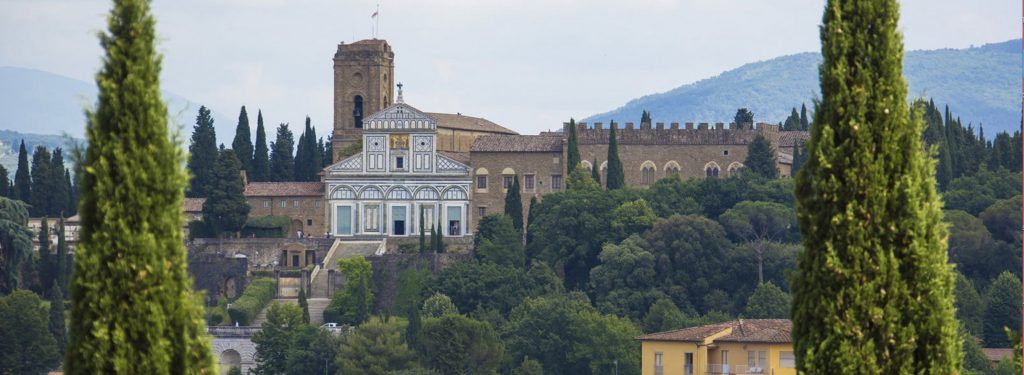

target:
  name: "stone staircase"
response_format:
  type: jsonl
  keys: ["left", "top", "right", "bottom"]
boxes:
{"left": 249, "top": 298, "right": 333, "bottom": 326}
{"left": 249, "top": 299, "right": 296, "bottom": 326}
{"left": 309, "top": 240, "right": 384, "bottom": 299}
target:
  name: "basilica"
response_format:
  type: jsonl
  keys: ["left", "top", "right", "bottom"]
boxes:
{"left": 242, "top": 38, "right": 808, "bottom": 239}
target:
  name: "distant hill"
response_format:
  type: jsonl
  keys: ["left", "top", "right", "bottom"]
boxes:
{"left": 586, "top": 39, "right": 1021, "bottom": 135}
{"left": 0, "top": 130, "right": 82, "bottom": 176}
{"left": 0, "top": 66, "right": 230, "bottom": 140}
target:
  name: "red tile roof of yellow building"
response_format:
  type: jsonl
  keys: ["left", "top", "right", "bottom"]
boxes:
{"left": 636, "top": 319, "right": 792, "bottom": 344}
{"left": 184, "top": 197, "right": 206, "bottom": 213}
{"left": 244, "top": 182, "right": 324, "bottom": 197}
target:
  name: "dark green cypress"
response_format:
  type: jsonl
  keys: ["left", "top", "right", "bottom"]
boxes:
{"left": 743, "top": 134, "right": 778, "bottom": 179}
{"left": 49, "top": 284, "right": 66, "bottom": 355}
{"left": 30, "top": 146, "right": 52, "bottom": 216}
{"left": 294, "top": 123, "right": 308, "bottom": 181}
{"left": 322, "top": 135, "right": 333, "bottom": 168}
{"left": 566, "top": 118, "right": 580, "bottom": 171}
{"left": 504, "top": 175, "right": 523, "bottom": 233}
{"left": 39, "top": 216, "right": 51, "bottom": 290}
{"left": 187, "top": 106, "right": 217, "bottom": 197}
{"left": 641, "top": 110, "right": 652, "bottom": 124}
{"left": 231, "top": 105, "right": 253, "bottom": 173}
{"left": 800, "top": 103, "right": 810, "bottom": 130}
{"left": 48, "top": 149, "right": 69, "bottom": 217}
{"left": 298, "top": 286, "right": 310, "bottom": 324}
{"left": 419, "top": 207, "right": 426, "bottom": 253}
{"left": 14, "top": 140, "right": 30, "bottom": 202}
{"left": 0, "top": 164, "right": 9, "bottom": 197}
{"left": 251, "top": 110, "right": 270, "bottom": 182}
{"left": 55, "top": 215, "right": 67, "bottom": 290}
{"left": 64, "top": 170, "right": 76, "bottom": 216}
{"left": 431, "top": 223, "right": 438, "bottom": 252}
{"left": 791, "top": 141, "right": 807, "bottom": 176}
{"left": 605, "top": 122, "right": 625, "bottom": 189}
{"left": 791, "top": 0, "right": 959, "bottom": 372}
{"left": 591, "top": 158, "right": 601, "bottom": 185}
{"left": 67, "top": 0, "right": 216, "bottom": 371}
{"left": 525, "top": 196, "right": 538, "bottom": 248}
{"left": 203, "top": 148, "right": 250, "bottom": 248}
{"left": 269, "top": 123, "right": 294, "bottom": 182}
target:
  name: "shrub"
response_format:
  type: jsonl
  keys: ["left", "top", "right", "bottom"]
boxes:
{"left": 241, "top": 215, "right": 291, "bottom": 238}
{"left": 227, "top": 278, "right": 277, "bottom": 325}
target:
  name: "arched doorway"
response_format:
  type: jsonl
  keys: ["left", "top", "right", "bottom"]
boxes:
{"left": 219, "top": 349, "right": 241, "bottom": 374}
{"left": 290, "top": 219, "right": 303, "bottom": 238}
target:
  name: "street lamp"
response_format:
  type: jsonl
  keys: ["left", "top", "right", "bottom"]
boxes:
{"left": 613, "top": 358, "right": 618, "bottom": 375}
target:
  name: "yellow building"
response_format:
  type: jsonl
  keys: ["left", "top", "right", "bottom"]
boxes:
{"left": 637, "top": 319, "right": 796, "bottom": 375}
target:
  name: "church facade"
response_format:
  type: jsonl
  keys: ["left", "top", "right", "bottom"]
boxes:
{"left": 323, "top": 90, "right": 473, "bottom": 238}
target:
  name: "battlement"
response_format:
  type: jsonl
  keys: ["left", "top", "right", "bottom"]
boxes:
{"left": 566, "top": 121, "right": 782, "bottom": 146}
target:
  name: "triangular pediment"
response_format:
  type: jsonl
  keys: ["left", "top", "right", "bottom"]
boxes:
{"left": 363, "top": 102, "right": 436, "bottom": 131}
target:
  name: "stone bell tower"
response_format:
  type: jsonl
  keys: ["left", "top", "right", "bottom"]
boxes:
{"left": 332, "top": 39, "right": 395, "bottom": 162}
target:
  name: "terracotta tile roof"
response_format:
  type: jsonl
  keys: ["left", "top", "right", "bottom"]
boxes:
{"left": 982, "top": 348, "right": 1014, "bottom": 362}
{"left": 428, "top": 112, "right": 518, "bottom": 135}
{"left": 470, "top": 135, "right": 563, "bottom": 152}
{"left": 637, "top": 319, "right": 792, "bottom": 344}
{"left": 184, "top": 198, "right": 206, "bottom": 213}
{"left": 438, "top": 151, "right": 471, "bottom": 165}
{"left": 244, "top": 182, "right": 324, "bottom": 197}
{"left": 778, "top": 131, "right": 811, "bottom": 147}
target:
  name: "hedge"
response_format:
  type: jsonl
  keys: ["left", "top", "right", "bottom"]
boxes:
{"left": 241, "top": 215, "right": 291, "bottom": 238}
{"left": 227, "top": 278, "right": 277, "bottom": 326}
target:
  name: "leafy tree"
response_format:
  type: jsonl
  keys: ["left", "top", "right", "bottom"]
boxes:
{"left": 270, "top": 123, "right": 295, "bottom": 182}
{"left": 566, "top": 118, "right": 580, "bottom": 170}
{"left": 943, "top": 167, "right": 1020, "bottom": 215}
{"left": 0, "top": 198, "right": 32, "bottom": 292}
{"left": 642, "top": 175, "right": 702, "bottom": 217}
{"left": 395, "top": 268, "right": 433, "bottom": 317}
{"left": 66, "top": 0, "right": 215, "bottom": 371}
{"left": 567, "top": 165, "right": 598, "bottom": 191}
{"left": 298, "top": 286, "right": 309, "bottom": 324}
{"left": 743, "top": 281, "right": 790, "bottom": 319}
{"left": 251, "top": 303, "right": 303, "bottom": 375}
{"left": 231, "top": 105, "right": 253, "bottom": 173}
{"left": 419, "top": 314, "right": 504, "bottom": 374}
{"left": 187, "top": 106, "right": 217, "bottom": 197}
{"left": 30, "top": 146, "right": 52, "bottom": 216}
{"left": 336, "top": 317, "right": 415, "bottom": 375}
{"left": 979, "top": 195, "right": 1022, "bottom": 245}
{"left": 0, "top": 290, "right": 60, "bottom": 374}
{"left": 510, "top": 357, "right": 544, "bottom": 375}
{"left": 719, "top": 201, "right": 796, "bottom": 284}
{"left": 944, "top": 210, "right": 1015, "bottom": 283}
{"left": 960, "top": 328, "right": 992, "bottom": 374}
{"left": 474, "top": 214, "right": 525, "bottom": 267}
{"left": 953, "top": 272, "right": 984, "bottom": 337}
{"left": 504, "top": 175, "right": 523, "bottom": 233}
{"left": 251, "top": 110, "right": 271, "bottom": 182}
{"left": 791, "top": 0, "right": 960, "bottom": 371}
{"left": 49, "top": 284, "right": 66, "bottom": 356}
{"left": 325, "top": 256, "right": 374, "bottom": 325}
{"left": 283, "top": 324, "right": 340, "bottom": 375}
{"left": 983, "top": 272, "right": 1022, "bottom": 347}
{"left": 589, "top": 236, "right": 665, "bottom": 321}
{"left": 743, "top": 135, "right": 778, "bottom": 179}
{"left": 202, "top": 147, "right": 251, "bottom": 247}
{"left": 642, "top": 298, "right": 687, "bottom": 333}
{"left": 734, "top": 108, "right": 754, "bottom": 126}
{"left": 609, "top": 199, "right": 656, "bottom": 239}
{"left": 421, "top": 292, "right": 459, "bottom": 318}
{"left": 783, "top": 107, "right": 801, "bottom": 131}
{"left": 643, "top": 215, "right": 732, "bottom": 313}
{"left": 605, "top": 122, "right": 625, "bottom": 189}
{"left": 13, "top": 140, "right": 30, "bottom": 202}
{"left": 430, "top": 262, "right": 533, "bottom": 316}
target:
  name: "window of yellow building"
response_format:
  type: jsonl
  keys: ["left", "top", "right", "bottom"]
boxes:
{"left": 654, "top": 352, "right": 663, "bottom": 375}
{"left": 779, "top": 352, "right": 795, "bottom": 368}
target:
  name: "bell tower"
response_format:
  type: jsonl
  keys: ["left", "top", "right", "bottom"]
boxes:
{"left": 332, "top": 39, "right": 395, "bottom": 162}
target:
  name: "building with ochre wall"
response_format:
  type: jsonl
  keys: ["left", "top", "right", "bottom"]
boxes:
{"left": 637, "top": 319, "right": 796, "bottom": 375}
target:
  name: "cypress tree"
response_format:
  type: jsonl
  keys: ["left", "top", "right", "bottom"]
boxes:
{"left": 419, "top": 207, "right": 426, "bottom": 253}
{"left": 49, "top": 284, "right": 66, "bottom": 355}
{"left": 298, "top": 286, "right": 310, "bottom": 324}
{"left": 504, "top": 175, "right": 523, "bottom": 233}
{"left": 566, "top": 118, "right": 580, "bottom": 171}
{"left": 294, "top": 124, "right": 308, "bottom": 181}
{"left": 743, "top": 134, "right": 778, "bottom": 179}
{"left": 800, "top": 103, "right": 810, "bottom": 130}
{"left": 64, "top": 170, "right": 76, "bottom": 216}
{"left": 251, "top": 110, "right": 270, "bottom": 182}
{"left": 38, "top": 217, "right": 51, "bottom": 290}
{"left": 307, "top": 119, "right": 322, "bottom": 178}
{"left": 525, "top": 196, "right": 538, "bottom": 246}
{"left": 605, "top": 122, "right": 625, "bottom": 189}
{"left": 641, "top": 110, "right": 652, "bottom": 124}
{"left": 0, "top": 164, "right": 9, "bottom": 198}
{"left": 791, "top": 141, "right": 807, "bottom": 176}
{"left": 55, "top": 215, "right": 67, "bottom": 290}
{"left": 30, "top": 146, "right": 52, "bottom": 216}
{"left": 436, "top": 222, "right": 445, "bottom": 253}
{"left": 48, "top": 149, "right": 69, "bottom": 217}
{"left": 203, "top": 147, "right": 251, "bottom": 248}
{"left": 231, "top": 105, "right": 253, "bottom": 173}
{"left": 791, "top": 0, "right": 960, "bottom": 372}
{"left": 14, "top": 140, "right": 30, "bottom": 202}
{"left": 322, "top": 135, "right": 333, "bottom": 167}
{"left": 269, "top": 124, "right": 294, "bottom": 182}
{"left": 431, "top": 223, "right": 438, "bottom": 252}
{"left": 67, "top": 0, "right": 216, "bottom": 371}
{"left": 187, "top": 106, "right": 217, "bottom": 197}
{"left": 591, "top": 158, "right": 601, "bottom": 185}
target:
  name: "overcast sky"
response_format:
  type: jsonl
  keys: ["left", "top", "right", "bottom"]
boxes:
{"left": 0, "top": 0, "right": 1019, "bottom": 138}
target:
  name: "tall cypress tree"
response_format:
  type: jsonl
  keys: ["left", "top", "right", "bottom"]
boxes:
{"left": 800, "top": 103, "right": 810, "bottom": 130}
{"left": 30, "top": 146, "right": 52, "bottom": 216}
{"left": 251, "top": 110, "right": 270, "bottom": 182}
{"left": 203, "top": 147, "right": 251, "bottom": 248}
{"left": 187, "top": 106, "right": 217, "bottom": 197}
{"left": 504, "top": 175, "right": 523, "bottom": 233}
{"left": 14, "top": 140, "right": 30, "bottom": 202}
{"left": 48, "top": 149, "right": 69, "bottom": 217}
{"left": 605, "top": 122, "right": 625, "bottom": 189}
{"left": 0, "top": 164, "right": 9, "bottom": 198}
{"left": 269, "top": 124, "right": 295, "bottom": 182}
{"left": 38, "top": 217, "right": 51, "bottom": 290}
{"left": 419, "top": 207, "right": 426, "bottom": 253}
{"left": 525, "top": 196, "right": 538, "bottom": 247}
{"left": 294, "top": 123, "right": 308, "bottom": 181}
{"left": 322, "top": 135, "right": 333, "bottom": 167}
{"left": 55, "top": 215, "right": 67, "bottom": 291}
{"left": 566, "top": 118, "right": 580, "bottom": 171}
{"left": 641, "top": 110, "right": 652, "bottom": 124}
{"left": 231, "top": 105, "right": 253, "bottom": 174}
{"left": 49, "top": 284, "right": 66, "bottom": 355}
{"left": 67, "top": 0, "right": 215, "bottom": 371}
{"left": 591, "top": 158, "right": 601, "bottom": 186}
{"left": 64, "top": 170, "right": 76, "bottom": 216}
{"left": 791, "top": 0, "right": 959, "bottom": 372}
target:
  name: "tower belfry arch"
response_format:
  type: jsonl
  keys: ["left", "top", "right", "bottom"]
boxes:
{"left": 332, "top": 39, "right": 395, "bottom": 162}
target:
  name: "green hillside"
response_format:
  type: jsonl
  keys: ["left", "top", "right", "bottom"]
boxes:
{"left": 586, "top": 39, "right": 1021, "bottom": 135}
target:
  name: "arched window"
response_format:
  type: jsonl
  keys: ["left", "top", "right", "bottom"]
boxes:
{"left": 640, "top": 161, "right": 657, "bottom": 186}
{"left": 704, "top": 162, "right": 721, "bottom": 178}
{"left": 442, "top": 187, "right": 468, "bottom": 200}
{"left": 727, "top": 162, "right": 744, "bottom": 176}
{"left": 664, "top": 161, "right": 681, "bottom": 176}
{"left": 353, "top": 95, "right": 364, "bottom": 129}
{"left": 359, "top": 186, "right": 383, "bottom": 200}
{"left": 581, "top": 160, "right": 593, "bottom": 171}
{"left": 386, "top": 186, "right": 411, "bottom": 200}
{"left": 331, "top": 186, "right": 356, "bottom": 199}
{"left": 414, "top": 187, "right": 440, "bottom": 200}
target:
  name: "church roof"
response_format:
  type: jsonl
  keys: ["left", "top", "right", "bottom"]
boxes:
{"left": 470, "top": 134, "right": 563, "bottom": 152}
{"left": 438, "top": 151, "right": 471, "bottom": 164}
{"left": 428, "top": 112, "right": 518, "bottom": 135}
{"left": 363, "top": 101, "right": 436, "bottom": 131}
{"left": 244, "top": 182, "right": 324, "bottom": 197}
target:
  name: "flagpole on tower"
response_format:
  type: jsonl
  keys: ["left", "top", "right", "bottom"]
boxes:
{"left": 371, "top": 4, "right": 380, "bottom": 39}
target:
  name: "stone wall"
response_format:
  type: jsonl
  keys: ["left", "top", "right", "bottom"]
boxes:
{"left": 246, "top": 196, "right": 326, "bottom": 238}
{"left": 187, "top": 253, "right": 248, "bottom": 305}
{"left": 469, "top": 150, "right": 565, "bottom": 230}
{"left": 188, "top": 238, "right": 335, "bottom": 270}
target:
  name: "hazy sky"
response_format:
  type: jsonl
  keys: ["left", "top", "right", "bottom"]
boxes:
{"left": 0, "top": 0, "right": 1019, "bottom": 138}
